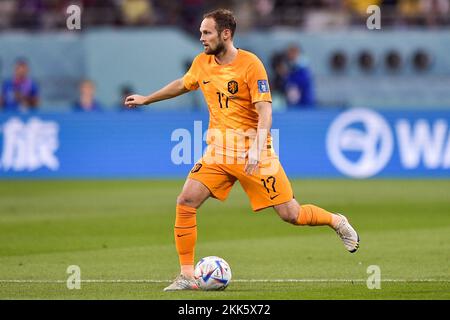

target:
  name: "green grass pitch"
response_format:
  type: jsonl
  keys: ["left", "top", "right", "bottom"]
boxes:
{"left": 0, "top": 179, "right": 449, "bottom": 299}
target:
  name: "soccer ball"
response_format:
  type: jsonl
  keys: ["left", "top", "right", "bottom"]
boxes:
{"left": 194, "top": 256, "right": 232, "bottom": 291}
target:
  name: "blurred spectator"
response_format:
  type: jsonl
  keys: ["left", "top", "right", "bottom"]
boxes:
{"left": 269, "top": 51, "right": 288, "bottom": 111}
{"left": 0, "top": 58, "right": 39, "bottom": 112}
{"left": 270, "top": 51, "right": 289, "bottom": 94}
{"left": 234, "top": 0, "right": 276, "bottom": 31}
{"left": 344, "top": 0, "right": 382, "bottom": 15}
{"left": 421, "top": 0, "right": 450, "bottom": 26}
{"left": 1, "top": 0, "right": 450, "bottom": 31}
{"left": 13, "top": 0, "right": 44, "bottom": 29}
{"left": 234, "top": 1, "right": 256, "bottom": 32}
{"left": 73, "top": 80, "right": 103, "bottom": 112}
{"left": 284, "top": 44, "right": 316, "bottom": 108}
{"left": 180, "top": 0, "right": 206, "bottom": 35}
{"left": 153, "top": 0, "right": 181, "bottom": 26}
{"left": 254, "top": 0, "right": 276, "bottom": 29}
{"left": 121, "top": 0, "right": 155, "bottom": 26}
{"left": 398, "top": 0, "right": 424, "bottom": 25}
{"left": 84, "top": 0, "right": 119, "bottom": 26}
{"left": 0, "top": 0, "right": 16, "bottom": 29}
{"left": 344, "top": 0, "right": 383, "bottom": 26}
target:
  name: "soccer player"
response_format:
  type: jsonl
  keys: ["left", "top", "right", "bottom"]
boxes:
{"left": 124, "top": 9, "right": 359, "bottom": 291}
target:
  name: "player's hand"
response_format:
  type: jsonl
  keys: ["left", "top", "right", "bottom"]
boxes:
{"left": 124, "top": 94, "right": 147, "bottom": 108}
{"left": 244, "top": 147, "right": 259, "bottom": 176}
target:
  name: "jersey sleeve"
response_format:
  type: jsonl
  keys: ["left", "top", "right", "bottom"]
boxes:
{"left": 246, "top": 57, "right": 272, "bottom": 104}
{"left": 183, "top": 55, "right": 200, "bottom": 91}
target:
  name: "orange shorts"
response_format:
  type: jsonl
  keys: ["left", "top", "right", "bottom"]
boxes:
{"left": 188, "top": 151, "right": 294, "bottom": 212}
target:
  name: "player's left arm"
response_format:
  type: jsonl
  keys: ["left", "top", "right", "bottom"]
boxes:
{"left": 245, "top": 101, "right": 272, "bottom": 175}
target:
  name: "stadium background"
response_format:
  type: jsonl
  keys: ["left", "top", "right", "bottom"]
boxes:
{"left": 0, "top": 0, "right": 449, "bottom": 300}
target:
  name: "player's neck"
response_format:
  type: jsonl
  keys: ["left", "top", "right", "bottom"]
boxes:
{"left": 214, "top": 45, "right": 238, "bottom": 65}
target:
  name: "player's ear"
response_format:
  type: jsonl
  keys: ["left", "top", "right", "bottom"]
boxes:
{"left": 222, "top": 29, "right": 231, "bottom": 41}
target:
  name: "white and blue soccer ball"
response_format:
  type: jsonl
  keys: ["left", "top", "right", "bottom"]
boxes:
{"left": 194, "top": 256, "right": 232, "bottom": 291}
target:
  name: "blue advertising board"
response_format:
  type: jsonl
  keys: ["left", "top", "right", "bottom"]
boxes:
{"left": 0, "top": 109, "right": 449, "bottom": 179}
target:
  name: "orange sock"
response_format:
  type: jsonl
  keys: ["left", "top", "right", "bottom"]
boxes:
{"left": 296, "top": 204, "right": 333, "bottom": 226}
{"left": 174, "top": 204, "right": 197, "bottom": 267}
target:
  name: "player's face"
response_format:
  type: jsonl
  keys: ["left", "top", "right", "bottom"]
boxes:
{"left": 200, "top": 18, "right": 225, "bottom": 56}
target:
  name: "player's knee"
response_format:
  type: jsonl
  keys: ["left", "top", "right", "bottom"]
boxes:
{"left": 275, "top": 200, "right": 300, "bottom": 225}
{"left": 177, "top": 194, "right": 198, "bottom": 208}
{"left": 286, "top": 213, "right": 299, "bottom": 225}
{"left": 277, "top": 208, "right": 298, "bottom": 225}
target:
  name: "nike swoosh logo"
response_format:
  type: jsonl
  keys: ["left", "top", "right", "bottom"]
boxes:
{"left": 177, "top": 233, "right": 191, "bottom": 238}
{"left": 203, "top": 80, "right": 210, "bottom": 84}
{"left": 270, "top": 194, "right": 279, "bottom": 200}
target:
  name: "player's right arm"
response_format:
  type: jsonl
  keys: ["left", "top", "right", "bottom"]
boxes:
{"left": 124, "top": 78, "right": 189, "bottom": 108}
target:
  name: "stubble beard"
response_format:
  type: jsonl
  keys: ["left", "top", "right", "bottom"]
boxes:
{"left": 205, "top": 41, "right": 226, "bottom": 56}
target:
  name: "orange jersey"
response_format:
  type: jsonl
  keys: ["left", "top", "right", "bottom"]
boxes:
{"left": 183, "top": 49, "right": 272, "bottom": 157}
